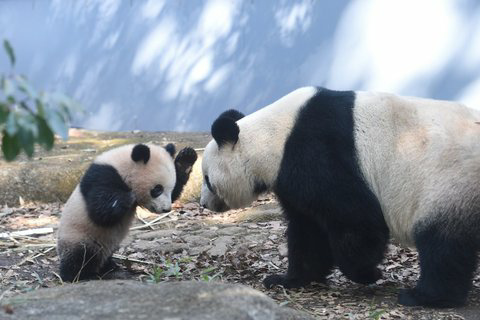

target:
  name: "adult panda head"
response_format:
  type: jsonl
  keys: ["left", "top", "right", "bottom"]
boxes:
{"left": 200, "top": 88, "right": 318, "bottom": 212}
{"left": 57, "top": 143, "right": 197, "bottom": 282}
{"left": 201, "top": 109, "right": 246, "bottom": 212}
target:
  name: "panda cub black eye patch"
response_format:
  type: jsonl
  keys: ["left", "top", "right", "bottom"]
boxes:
{"left": 204, "top": 175, "right": 215, "bottom": 194}
{"left": 150, "top": 184, "right": 164, "bottom": 198}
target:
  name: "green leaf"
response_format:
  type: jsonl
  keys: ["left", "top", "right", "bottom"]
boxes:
{"left": 46, "top": 110, "right": 68, "bottom": 140}
{"left": 15, "top": 75, "right": 37, "bottom": 99}
{"left": 18, "top": 126, "right": 35, "bottom": 157}
{"left": 36, "top": 116, "right": 54, "bottom": 150}
{"left": 0, "top": 103, "right": 8, "bottom": 124}
{"left": 2, "top": 133, "right": 21, "bottom": 161}
{"left": 16, "top": 110, "right": 38, "bottom": 136}
{"left": 50, "top": 92, "right": 83, "bottom": 119}
{"left": 1, "top": 77, "right": 14, "bottom": 97}
{"left": 35, "top": 99, "right": 45, "bottom": 117}
{"left": 3, "top": 39, "right": 15, "bottom": 66}
{"left": 5, "top": 112, "right": 17, "bottom": 136}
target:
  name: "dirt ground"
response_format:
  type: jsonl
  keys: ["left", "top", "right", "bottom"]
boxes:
{"left": 1, "top": 197, "right": 480, "bottom": 319}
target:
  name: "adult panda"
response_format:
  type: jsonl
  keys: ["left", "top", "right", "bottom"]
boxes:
{"left": 200, "top": 87, "right": 480, "bottom": 308}
{"left": 57, "top": 143, "right": 197, "bottom": 282}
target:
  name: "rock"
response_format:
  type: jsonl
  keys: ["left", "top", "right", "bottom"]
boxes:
{"left": 188, "top": 245, "right": 211, "bottom": 255}
{"left": 233, "top": 204, "right": 283, "bottom": 223}
{"left": 132, "top": 239, "right": 187, "bottom": 254}
{"left": 2, "top": 280, "right": 313, "bottom": 320}
{"left": 278, "top": 243, "right": 288, "bottom": 257}
{"left": 243, "top": 233, "right": 267, "bottom": 244}
{"left": 136, "top": 229, "right": 180, "bottom": 240}
{"left": 208, "top": 236, "right": 234, "bottom": 257}
{"left": 181, "top": 235, "right": 210, "bottom": 246}
{"left": 159, "top": 242, "right": 189, "bottom": 254}
{"left": 217, "top": 226, "right": 245, "bottom": 236}
{"left": 131, "top": 240, "right": 161, "bottom": 251}
{"left": 191, "top": 229, "right": 217, "bottom": 238}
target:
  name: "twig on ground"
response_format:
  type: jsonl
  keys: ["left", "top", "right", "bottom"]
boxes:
{"left": 51, "top": 271, "right": 64, "bottom": 285}
{"left": 130, "top": 213, "right": 176, "bottom": 231}
{"left": 11, "top": 243, "right": 56, "bottom": 252}
{"left": 136, "top": 215, "right": 155, "bottom": 230}
{"left": 112, "top": 253, "right": 155, "bottom": 265}
{"left": 0, "top": 227, "right": 53, "bottom": 238}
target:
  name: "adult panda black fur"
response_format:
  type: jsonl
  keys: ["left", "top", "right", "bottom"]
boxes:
{"left": 57, "top": 143, "right": 197, "bottom": 282}
{"left": 200, "top": 87, "right": 480, "bottom": 308}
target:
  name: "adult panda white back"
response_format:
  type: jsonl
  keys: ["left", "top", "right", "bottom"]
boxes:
{"left": 353, "top": 92, "right": 480, "bottom": 245}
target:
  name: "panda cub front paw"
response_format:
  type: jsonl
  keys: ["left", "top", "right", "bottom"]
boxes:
{"left": 175, "top": 147, "right": 198, "bottom": 168}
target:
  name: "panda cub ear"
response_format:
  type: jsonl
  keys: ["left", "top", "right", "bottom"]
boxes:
{"left": 211, "top": 109, "right": 244, "bottom": 148}
{"left": 131, "top": 144, "right": 150, "bottom": 164}
{"left": 164, "top": 143, "right": 176, "bottom": 158}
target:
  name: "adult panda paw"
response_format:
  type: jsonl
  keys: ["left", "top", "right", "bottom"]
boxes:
{"left": 397, "top": 288, "right": 465, "bottom": 308}
{"left": 263, "top": 274, "right": 314, "bottom": 289}
{"left": 346, "top": 266, "right": 382, "bottom": 285}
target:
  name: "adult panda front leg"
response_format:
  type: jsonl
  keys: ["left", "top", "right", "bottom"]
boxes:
{"left": 398, "top": 221, "right": 478, "bottom": 308}
{"left": 264, "top": 213, "right": 334, "bottom": 289}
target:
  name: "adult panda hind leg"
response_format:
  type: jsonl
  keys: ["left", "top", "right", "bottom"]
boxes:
{"left": 263, "top": 212, "right": 334, "bottom": 289}
{"left": 398, "top": 219, "right": 478, "bottom": 308}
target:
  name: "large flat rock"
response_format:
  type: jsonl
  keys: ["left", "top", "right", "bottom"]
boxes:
{"left": 2, "top": 280, "right": 313, "bottom": 320}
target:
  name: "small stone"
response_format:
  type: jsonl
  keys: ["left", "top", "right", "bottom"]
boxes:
{"left": 278, "top": 243, "right": 288, "bottom": 257}
{"left": 208, "top": 236, "right": 234, "bottom": 257}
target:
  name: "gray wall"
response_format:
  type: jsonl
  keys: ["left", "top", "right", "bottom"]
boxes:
{"left": 1, "top": 0, "right": 479, "bottom": 132}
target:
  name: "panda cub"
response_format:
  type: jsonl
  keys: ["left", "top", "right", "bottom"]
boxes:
{"left": 200, "top": 87, "right": 480, "bottom": 308}
{"left": 57, "top": 143, "right": 197, "bottom": 282}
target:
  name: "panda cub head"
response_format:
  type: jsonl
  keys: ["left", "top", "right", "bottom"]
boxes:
{"left": 57, "top": 143, "right": 197, "bottom": 282}
{"left": 85, "top": 143, "right": 176, "bottom": 216}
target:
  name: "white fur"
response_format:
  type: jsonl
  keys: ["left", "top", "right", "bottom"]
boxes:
{"left": 353, "top": 92, "right": 480, "bottom": 245}
{"left": 57, "top": 186, "right": 132, "bottom": 267}
{"left": 200, "top": 87, "right": 317, "bottom": 209}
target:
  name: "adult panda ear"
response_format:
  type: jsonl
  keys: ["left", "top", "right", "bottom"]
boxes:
{"left": 211, "top": 115, "right": 240, "bottom": 148}
{"left": 218, "top": 109, "right": 245, "bottom": 121}
{"left": 131, "top": 144, "right": 150, "bottom": 164}
{"left": 164, "top": 143, "right": 176, "bottom": 158}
